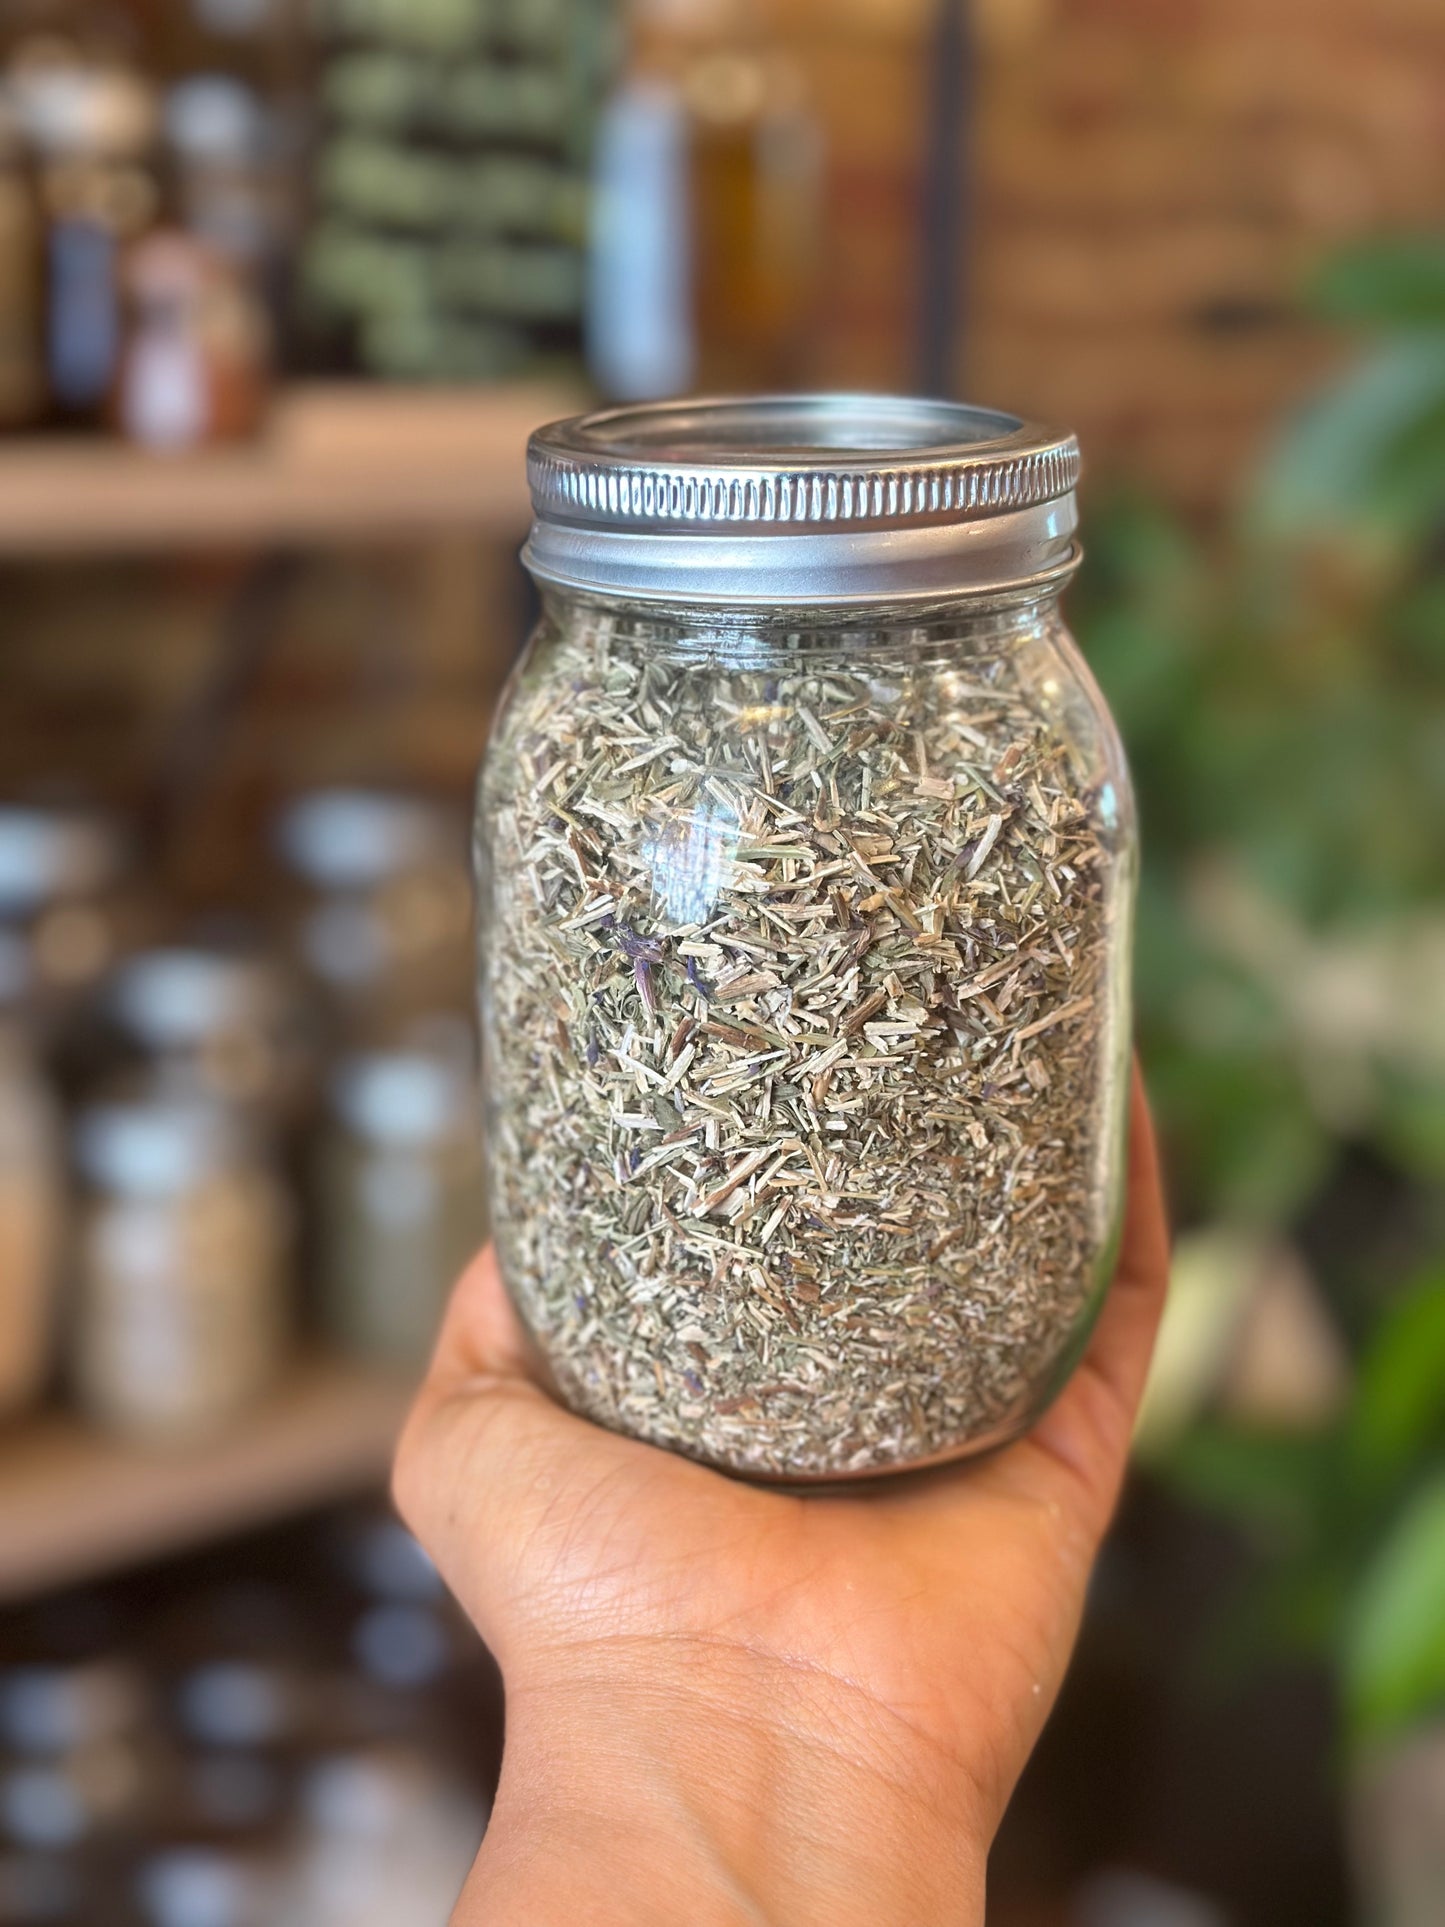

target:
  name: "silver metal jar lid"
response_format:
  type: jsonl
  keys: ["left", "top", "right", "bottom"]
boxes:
{"left": 523, "top": 394, "right": 1081, "bottom": 607}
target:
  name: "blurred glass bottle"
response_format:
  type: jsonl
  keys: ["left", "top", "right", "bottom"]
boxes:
{"left": 317, "top": 1046, "right": 485, "bottom": 1371}
{"left": 0, "top": 940, "right": 64, "bottom": 1420}
{"left": 114, "top": 225, "right": 269, "bottom": 448}
{"left": 588, "top": 0, "right": 822, "bottom": 399}
{"left": 163, "top": 74, "right": 294, "bottom": 325}
{"left": 140, "top": 1650, "right": 299, "bottom": 1925}
{"left": 71, "top": 1093, "right": 290, "bottom": 1443}
{"left": 0, "top": 804, "right": 138, "bottom": 1047}
{"left": 334, "top": 1513, "right": 458, "bottom": 1698}
{"left": 274, "top": 789, "right": 473, "bottom": 1048}
{"left": 271, "top": 1745, "right": 484, "bottom": 1927}
{"left": 101, "top": 944, "right": 309, "bottom": 1127}
{"left": 135, "top": 1846, "right": 275, "bottom": 1927}
{"left": 0, "top": 1657, "right": 161, "bottom": 1910}
{"left": 8, "top": 44, "right": 161, "bottom": 428}
{"left": 0, "top": 90, "right": 45, "bottom": 428}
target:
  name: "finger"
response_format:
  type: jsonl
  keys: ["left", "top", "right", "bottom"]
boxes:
{"left": 424, "top": 1240, "right": 538, "bottom": 1390}
{"left": 393, "top": 1246, "right": 634, "bottom": 1632}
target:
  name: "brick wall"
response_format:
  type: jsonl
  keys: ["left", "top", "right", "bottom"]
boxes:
{"left": 780, "top": 0, "right": 1445, "bottom": 506}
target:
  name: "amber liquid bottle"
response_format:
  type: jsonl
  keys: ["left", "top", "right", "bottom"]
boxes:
{"left": 590, "top": 0, "right": 822, "bottom": 399}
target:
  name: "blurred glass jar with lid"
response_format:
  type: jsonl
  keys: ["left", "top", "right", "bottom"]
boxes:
{"left": 0, "top": 952, "right": 63, "bottom": 1420}
{"left": 0, "top": 1659, "right": 149, "bottom": 1761}
{"left": 0, "top": 803, "right": 141, "bottom": 1042}
{"left": 272, "top": 1745, "right": 484, "bottom": 1927}
{"left": 0, "top": 1655, "right": 161, "bottom": 1886}
{"left": 317, "top": 1042, "right": 485, "bottom": 1370}
{"left": 163, "top": 73, "right": 296, "bottom": 323}
{"left": 274, "top": 789, "right": 473, "bottom": 1045}
{"left": 136, "top": 1846, "right": 275, "bottom": 1927}
{"left": 0, "top": 92, "right": 45, "bottom": 429}
{"left": 7, "top": 47, "right": 161, "bottom": 427}
{"left": 71, "top": 1092, "right": 290, "bottom": 1442}
{"left": 115, "top": 226, "right": 271, "bottom": 450}
{"left": 101, "top": 943, "right": 309, "bottom": 1127}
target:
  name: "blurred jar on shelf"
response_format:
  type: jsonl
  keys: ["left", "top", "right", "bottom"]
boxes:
{"left": 0, "top": 803, "right": 141, "bottom": 1045}
{"left": 165, "top": 1671, "right": 295, "bottom": 1851}
{"left": 114, "top": 227, "right": 269, "bottom": 449}
{"left": 272, "top": 1745, "right": 484, "bottom": 1927}
{"left": 0, "top": 1657, "right": 163, "bottom": 1882}
{"left": 164, "top": 74, "right": 296, "bottom": 331}
{"left": 317, "top": 1045, "right": 485, "bottom": 1370}
{"left": 101, "top": 944, "right": 310, "bottom": 1128}
{"left": 8, "top": 45, "right": 161, "bottom": 427}
{"left": 136, "top": 1651, "right": 297, "bottom": 1912}
{"left": 334, "top": 1513, "right": 459, "bottom": 1697}
{"left": 0, "top": 1850, "right": 88, "bottom": 1924}
{"left": 274, "top": 790, "right": 473, "bottom": 1046}
{"left": 72, "top": 1092, "right": 291, "bottom": 1443}
{"left": 136, "top": 1845, "right": 276, "bottom": 1927}
{"left": 173, "top": 1653, "right": 300, "bottom": 1755}
{"left": 588, "top": 0, "right": 822, "bottom": 400}
{"left": 0, "top": 92, "right": 45, "bottom": 429}
{"left": 0, "top": 1659, "right": 148, "bottom": 1759}
{"left": 144, "top": 1577, "right": 313, "bottom": 1844}
{"left": 0, "top": 941, "right": 64, "bottom": 1421}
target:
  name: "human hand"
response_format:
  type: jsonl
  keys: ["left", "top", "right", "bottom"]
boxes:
{"left": 394, "top": 1065, "right": 1169, "bottom": 1926}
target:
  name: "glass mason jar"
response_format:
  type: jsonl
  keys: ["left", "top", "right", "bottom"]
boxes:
{"left": 0, "top": 803, "right": 139, "bottom": 1048}
{"left": 0, "top": 1005, "right": 64, "bottom": 1420}
{"left": 71, "top": 1094, "right": 290, "bottom": 1444}
{"left": 103, "top": 944, "right": 309, "bottom": 1128}
{"left": 316, "top": 1047, "right": 487, "bottom": 1371}
{"left": 475, "top": 396, "right": 1136, "bottom": 1481}
{"left": 274, "top": 789, "right": 472, "bottom": 1048}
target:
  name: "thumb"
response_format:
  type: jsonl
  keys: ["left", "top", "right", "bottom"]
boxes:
{"left": 392, "top": 1246, "right": 714, "bottom": 1647}
{"left": 392, "top": 1247, "right": 596, "bottom": 1635}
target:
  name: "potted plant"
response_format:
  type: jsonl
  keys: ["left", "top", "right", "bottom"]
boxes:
{"left": 1072, "top": 234, "right": 1445, "bottom": 1924}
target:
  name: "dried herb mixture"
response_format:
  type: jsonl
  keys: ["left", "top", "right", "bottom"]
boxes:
{"left": 477, "top": 604, "right": 1128, "bottom": 1479}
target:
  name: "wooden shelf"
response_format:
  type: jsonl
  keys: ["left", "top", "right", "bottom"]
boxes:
{"left": 0, "top": 382, "right": 578, "bottom": 556}
{"left": 0, "top": 1358, "right": 416, "bottom": 1604}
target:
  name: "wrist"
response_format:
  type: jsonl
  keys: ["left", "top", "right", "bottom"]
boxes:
{"left": 459, "top": 1645, "right": 987, "bottom": 1926}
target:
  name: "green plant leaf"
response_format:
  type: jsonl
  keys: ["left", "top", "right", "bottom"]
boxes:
{"left": 1252, "top": 339, "right": 1445, "bottom": 539}
{"left": 1392, "top": 573, "right": 1445, "bottom": 668}
{"left": 1350, "top": 1269, "right": 1445, "bottom": 1488}
{"left": 1344, "top": 1472, "right": 1445, "bottom": 1739}
{"left": 1308, "top": 235, "right": 1445, "bottom": 329}
{"left": 1368, "top": 390, "right": 1445, "bottom": 527}
{"left": 1165, "top": 1421, "right": 1329, "bottom": 1540}
{"left": 1147, "top": 1045, "right": 1330, "bottom": 1226}
{"left": 1378, "top": 1076, "right": 1445, "bottom": 1181}
{"left": 1085, "top": 231, "right": 1445, "bottom": 1730}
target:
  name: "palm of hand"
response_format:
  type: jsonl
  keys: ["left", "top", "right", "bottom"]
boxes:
{"left": 397, "top": 1069, "right": 1167, "bottom": 1889}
